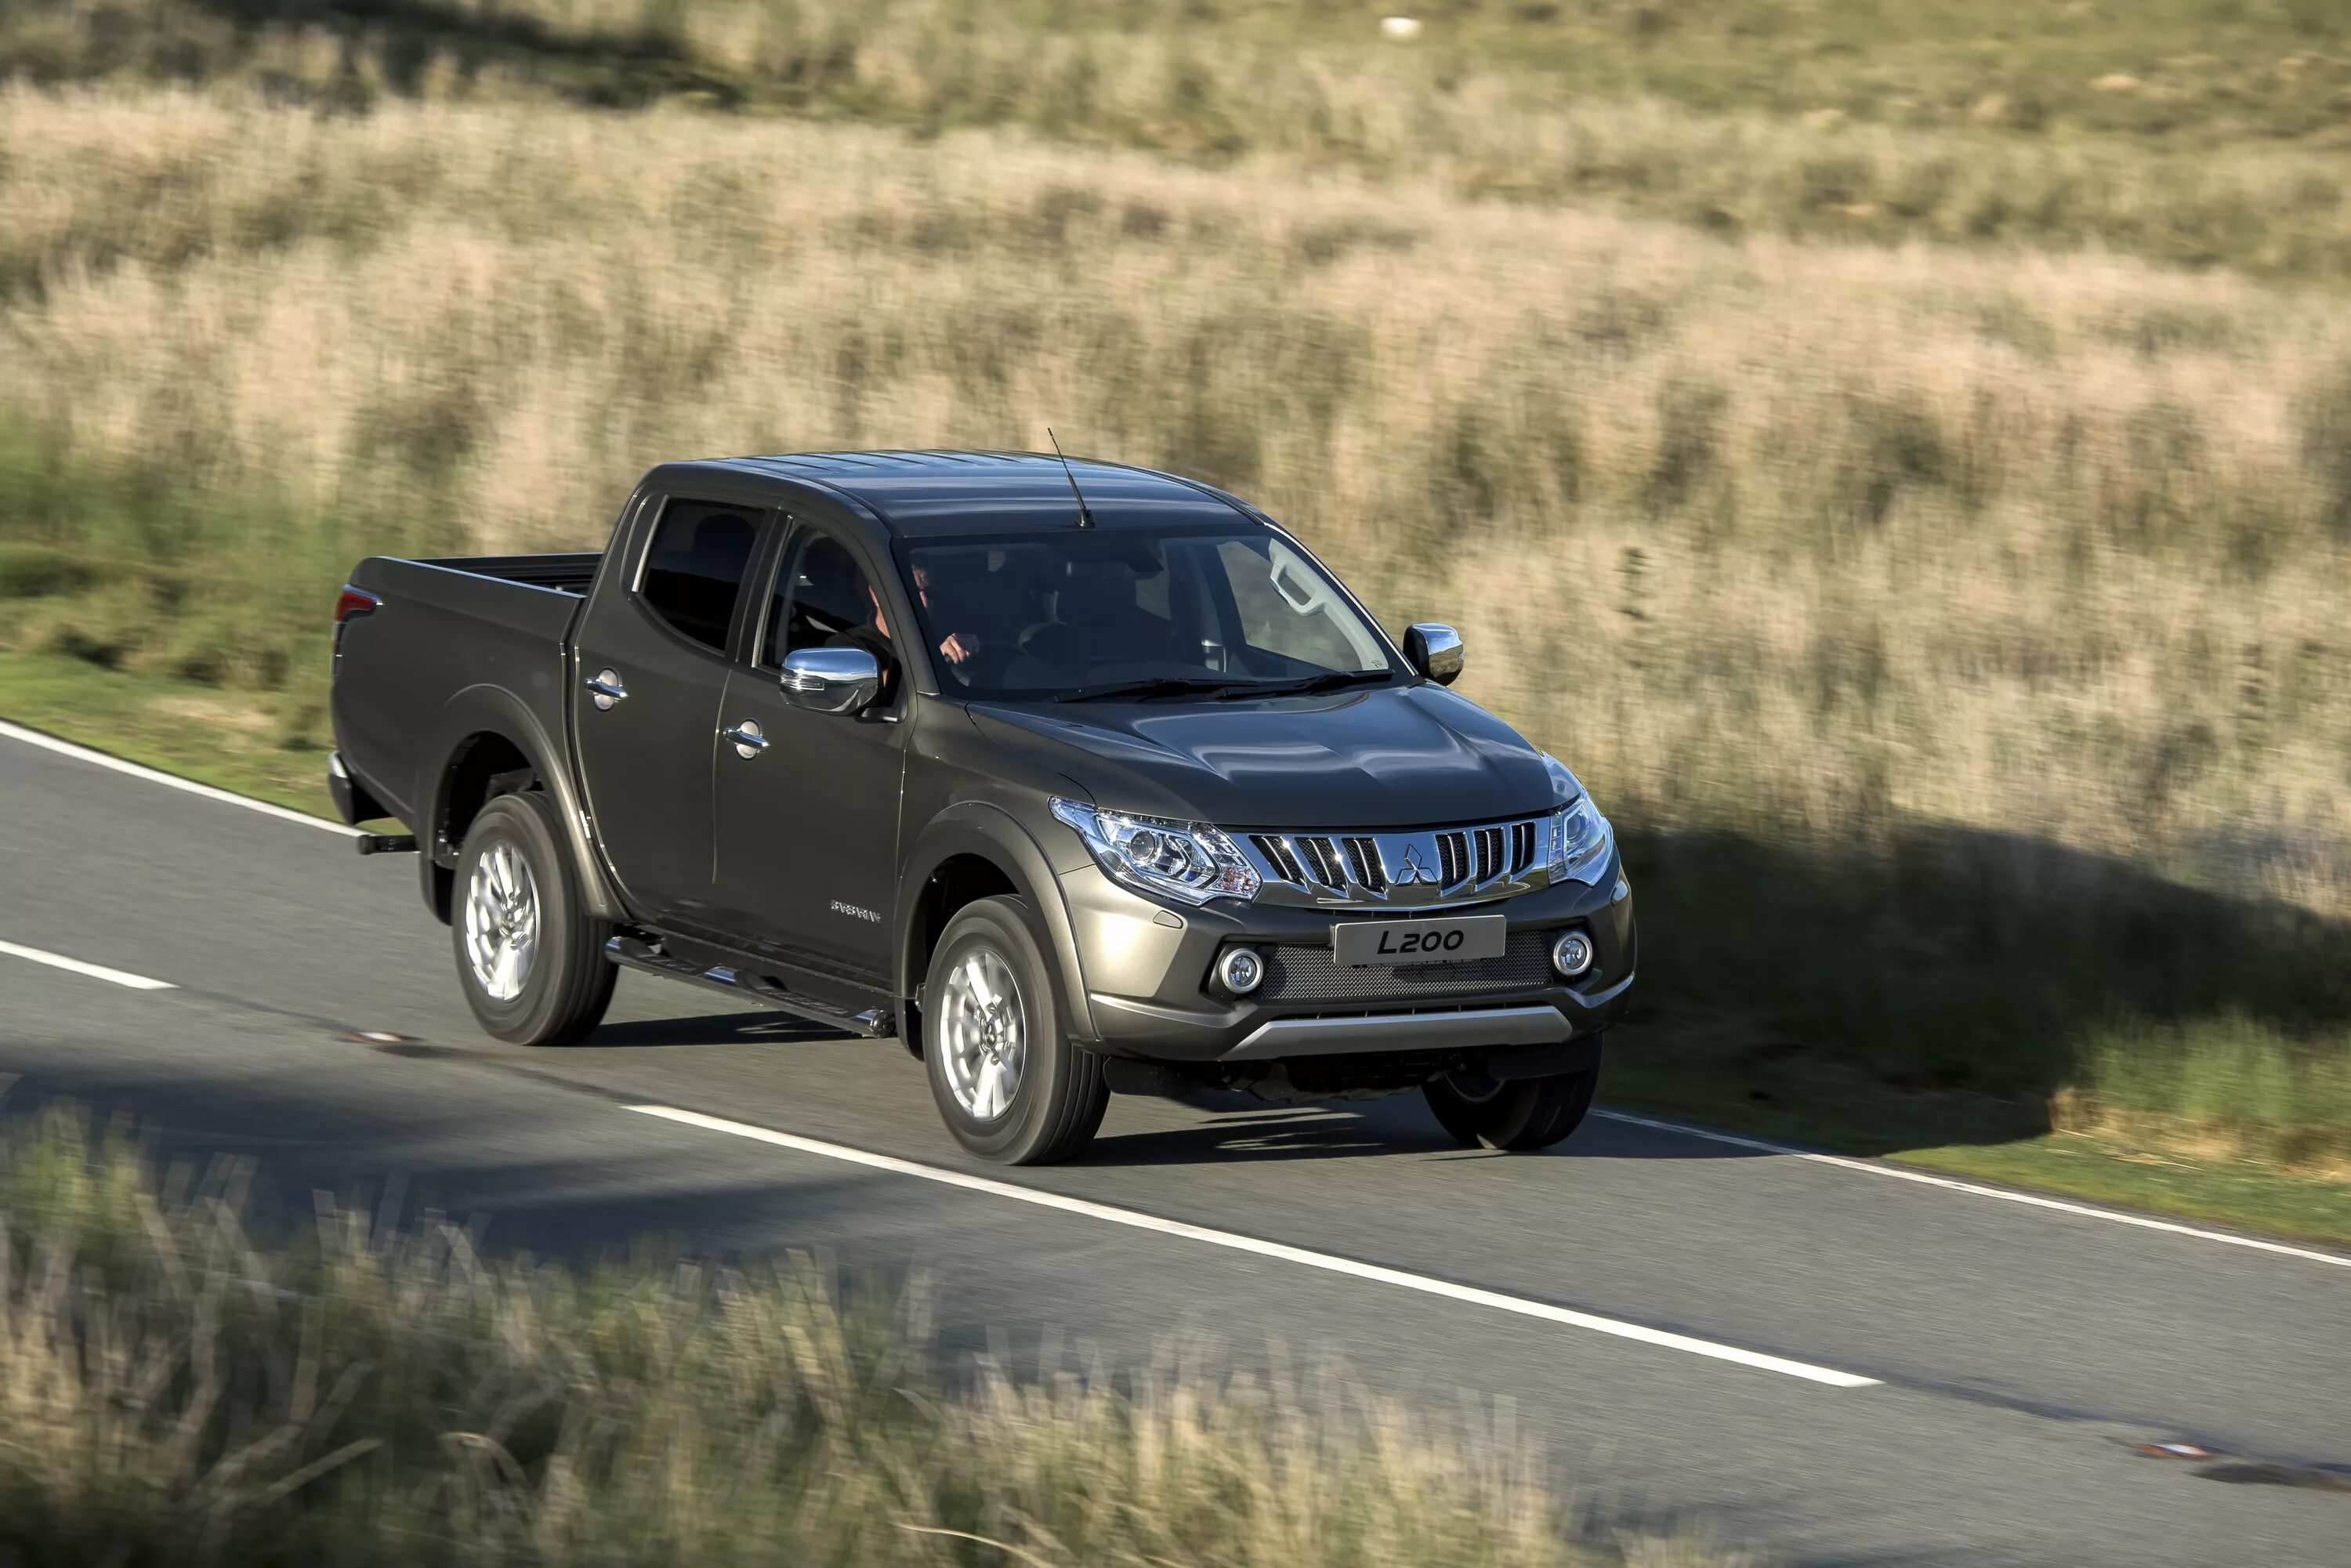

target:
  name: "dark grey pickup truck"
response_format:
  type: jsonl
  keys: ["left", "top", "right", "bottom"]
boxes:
{"left": 330, "top": 451, "right": 1635, "bottom": 1163}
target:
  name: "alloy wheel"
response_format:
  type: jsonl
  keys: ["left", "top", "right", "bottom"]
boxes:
{"left": 940, "top": 946, "right": 1027, "bottom": 1121}
{"left": 463, "top": 840, "right": 539, "bottom": 1002}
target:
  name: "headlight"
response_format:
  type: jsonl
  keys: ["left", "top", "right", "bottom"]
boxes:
{"left": 1543, "top": 755, "right": 1612, "bottom": 885}
{"left": 1050, "top": 798, "right": 1260, "bottom": 906}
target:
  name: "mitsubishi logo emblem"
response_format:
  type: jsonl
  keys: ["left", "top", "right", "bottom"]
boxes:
{"left": 1392, "top": 840, "right": 1439, "bottom": 885}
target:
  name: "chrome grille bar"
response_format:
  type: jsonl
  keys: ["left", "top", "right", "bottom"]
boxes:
{"left": 1437, "top": 831, "right": 1466, "bottom": 886}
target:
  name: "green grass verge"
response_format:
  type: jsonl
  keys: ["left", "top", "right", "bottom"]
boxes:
{"left": 1607, "top": 1052, "right": 2351, "bottom": 1251}
{"left": 0, "top": 651, "right": 335, "bottom": 818}
{"left": 1893, "top": 1137, "right": 2351, "bottom": 1251}
{"left": 4, "top": 649, "right": 2345, "bottom": 1251}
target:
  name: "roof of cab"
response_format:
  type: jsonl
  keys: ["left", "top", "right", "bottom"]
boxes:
{"left": 679, "top": 451, "right": 1260, "bottom": 538}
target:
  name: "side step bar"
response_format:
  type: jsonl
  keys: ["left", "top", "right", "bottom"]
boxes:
{"left": 603, "top": 934, "right": 893, "bottom": 1038}
{"left": 354, "top": 832, "right": 418, "bottom": 856}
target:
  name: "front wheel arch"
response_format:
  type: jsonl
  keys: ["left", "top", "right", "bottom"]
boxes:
{"left": 897, "top": 805, "right": 1095, "bottom": 1056}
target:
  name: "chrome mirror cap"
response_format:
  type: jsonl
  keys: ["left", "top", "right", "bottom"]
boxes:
{"left": 780, "top": 646, "right": 882, "bottom": 715}
{"left": 1404, "top": 623, "right": 1464, "bottom": 686}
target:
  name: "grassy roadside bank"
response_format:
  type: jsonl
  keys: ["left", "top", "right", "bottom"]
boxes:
{"left": 1606, "top": 1045, "right": 2351, "bottom": 1250}
{"left": 0, "top": 1105, "right": 1737, "bottom": 1567}
{"left": 7, "top": 651, "right": 2346, "bottom": 1249}
{"left": 0, "top": 652, "right": 338, "bottom": 815}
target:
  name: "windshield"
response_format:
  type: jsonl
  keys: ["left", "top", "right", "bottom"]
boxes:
{"left": 894, "top": 527, "right": 1399, "bottom": 701}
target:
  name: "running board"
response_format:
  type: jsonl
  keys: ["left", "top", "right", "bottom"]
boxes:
{"left": 353, "top": 832, "right": 418, "bottom": 856}
{"left": 603, "top": 935, "right": 894, "bottom": 1038}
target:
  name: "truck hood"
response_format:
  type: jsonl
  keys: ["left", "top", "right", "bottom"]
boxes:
{"left": 969, "top": 684, "right": 1555, "bottom": 829}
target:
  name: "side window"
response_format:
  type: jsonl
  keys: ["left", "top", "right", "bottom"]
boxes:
{"left": 762, "top": 527, "right": 884, "bottom": 666}
{"left": 637, "top": 500, "right": 758, "bottom": 652}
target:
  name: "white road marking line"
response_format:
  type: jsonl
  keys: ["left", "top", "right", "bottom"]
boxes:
{"left": 0, "top": 719, "right": 359, "bottom": 836}
{"left": 0, "top": 938, "right": 176, "bottom": 990}
{"left": 627, "top": 1103, "right": 1880, "bottom": 1389}
{"left": 1592, "top": 1108, "right": 2351, "bottom": 1270}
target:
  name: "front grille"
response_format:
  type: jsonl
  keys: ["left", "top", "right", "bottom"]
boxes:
{"left": 1241, "top": 811, "right": 1555, "bottom": 907}
{"left": 1248, "top": 929, "right": 1557, "bottom": 1005}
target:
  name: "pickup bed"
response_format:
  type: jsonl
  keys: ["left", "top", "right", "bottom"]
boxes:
{"left": 331, "top": 451, "right": 1635, "bottom": 1164}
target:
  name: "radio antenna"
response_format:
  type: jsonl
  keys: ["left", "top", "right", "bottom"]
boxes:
{"left": 1046, "top": 429, "right": 1096, "bottom": 529}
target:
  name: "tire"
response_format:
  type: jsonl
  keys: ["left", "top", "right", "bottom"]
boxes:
{"left": 1423, "top": 1045, "right": 1602, "bottom": 1152}
{"left": 451, "top": 790, "right": 615, "bottom": 1046}
{"left": 923, "top": 896, "right": 1108, "bottom": 1165}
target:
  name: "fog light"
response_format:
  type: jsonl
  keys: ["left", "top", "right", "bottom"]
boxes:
{"left": 1550, "top": 930, "right": 1596, "bottom": 978}
{"left": 1217, "top": 946, "right": 1265, "bottom": 994}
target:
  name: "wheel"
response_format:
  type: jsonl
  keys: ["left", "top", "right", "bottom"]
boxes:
{"left": 924, "top": 896, "right": 1108, "bottom": 1165}
{"left": 1423, "top": 1044, "right": 1602, "bottom": 1152}
{"left": 451, "top": 790, "right": 615, "bottom": 1046}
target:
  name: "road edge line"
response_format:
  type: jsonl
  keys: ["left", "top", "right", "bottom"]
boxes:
{"left": 1592, "top": 1108, "right": 2351, "bottom": 1270}
{"left": 0, "top": 717, "right": 358, "bottom": 836}
{"left": 0, "top": 937, "right": 176, "bottom": 990}
{"left": 626, "top": 1102, "right": 1882, "bottom": 1389}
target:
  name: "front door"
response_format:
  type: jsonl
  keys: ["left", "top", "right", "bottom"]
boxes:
{"left": 571, "top": 495, "right": 768, "bottom": 925}
{"left": 709, "top": 520, "right": 907, "bottom": 986}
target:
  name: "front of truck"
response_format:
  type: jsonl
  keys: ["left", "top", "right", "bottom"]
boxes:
{"left": 896, "top": 512, "right": 1636, "bottom": 1112}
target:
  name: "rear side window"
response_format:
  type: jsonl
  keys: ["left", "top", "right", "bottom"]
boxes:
{"left": 638, "top": 500, "right": 757, "bottom": 651}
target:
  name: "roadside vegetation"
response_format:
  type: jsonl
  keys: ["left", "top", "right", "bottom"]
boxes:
{"left": 1, "top": 0, "right": 2347, "bottom": 1233}
{"left": 0, "top": 1106, "right": 1737, "bottom": 1566}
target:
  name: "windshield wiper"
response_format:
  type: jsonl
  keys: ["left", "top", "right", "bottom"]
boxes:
{"left": 1233, "top": 669, "right": 1393, "bottom": 699}
{"left": 1053, "top": 675, "right": 1260, "bottom": 703}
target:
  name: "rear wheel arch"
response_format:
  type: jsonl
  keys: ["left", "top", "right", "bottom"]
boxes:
{"left": 426, "top": 730, "right": 538, "bottom": 922}
{"left": 418, "top": 687, "right": 615, "bottom": 925}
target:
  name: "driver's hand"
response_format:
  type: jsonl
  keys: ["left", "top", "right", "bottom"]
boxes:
{"left": 939, "top": 632, "right": 980, "bottom": 664}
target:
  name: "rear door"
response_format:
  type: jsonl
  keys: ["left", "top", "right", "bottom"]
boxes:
{"left": 572, "top": 494, "right": 773, "bottom": 925}
{"left": 708, "top": 516, "right": 908, "bottom": 987}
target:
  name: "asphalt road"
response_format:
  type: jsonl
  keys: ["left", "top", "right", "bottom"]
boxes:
{"left": 3, "top": 725, "right": 2347, "bottom": 1565}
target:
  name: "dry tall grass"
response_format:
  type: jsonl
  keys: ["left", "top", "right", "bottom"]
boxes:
{"left": 0, "top": 1106, "right": 1733, "bottom": 1566}
{"left": 8, "top": 0, "right": 2351, "bottom": 277}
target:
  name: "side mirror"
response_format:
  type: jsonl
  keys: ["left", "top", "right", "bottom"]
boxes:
{"left": 780, "top": 646, "right": 882, "bottom": 715}
{"left": 1404, "top": 624, "right": 1464, "bottom": 686}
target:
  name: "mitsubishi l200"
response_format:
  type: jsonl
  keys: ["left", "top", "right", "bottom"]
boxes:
{"left": 328, "top": 451, "right": 1635, "bottom": 1164}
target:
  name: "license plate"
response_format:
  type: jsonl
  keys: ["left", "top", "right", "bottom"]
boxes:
{"left": 1331, "top": 913, "right": 1506, "bottom": 968}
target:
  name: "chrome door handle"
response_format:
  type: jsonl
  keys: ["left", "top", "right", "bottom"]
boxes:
{"left": 585, "top": 669, "right": 629, "bottom": 709}
{"left": 722, "top": 720, "right": 768, "bottom": 759}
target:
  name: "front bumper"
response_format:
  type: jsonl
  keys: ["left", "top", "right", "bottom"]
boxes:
{"left": 1060, "top": 850, "right": 1637, "bottom": 1069}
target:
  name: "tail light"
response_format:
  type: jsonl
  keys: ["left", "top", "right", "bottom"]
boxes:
{"left": 333, "top": 585, "right": 380, "bottom": 670}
